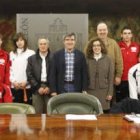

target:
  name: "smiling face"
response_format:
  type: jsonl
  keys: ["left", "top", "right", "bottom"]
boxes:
{"left": 38, "top": 38, "right": 49, "bottom": 53}
{"left": 63, "top": 35, "right": 76, "bottom": 51}
{"left": 92, "top": 40, "right": 102, "bottom": 55}
{"left": 97, "top": 23, "right": 108, "bottom": 40}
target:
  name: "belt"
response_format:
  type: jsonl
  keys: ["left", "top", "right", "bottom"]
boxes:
{"left": 64, "top": 80, "right": 74, "bottom": 84}
{"left": 41, "top": 82, "right": 47, "bottom": 84}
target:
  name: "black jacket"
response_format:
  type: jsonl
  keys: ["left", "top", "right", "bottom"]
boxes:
{"left": 26, "top": 49, "right": 52, "bottom": 92}
{"left": 110, "top": 98, "right": 140, "bottom": 114}
{"left": 49, "top": 48, "right": 88, "bottom": 94}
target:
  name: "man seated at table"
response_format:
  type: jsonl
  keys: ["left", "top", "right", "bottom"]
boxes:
{"left": 128, "top": 53, "right": 140, "bottom": 100}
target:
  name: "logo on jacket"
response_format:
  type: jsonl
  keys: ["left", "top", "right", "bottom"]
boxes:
{"left": 0, "top": 59, "right": 5, "bottom": 65}
{"left": 131, "top": 47, "right": 137, "bottom": 52}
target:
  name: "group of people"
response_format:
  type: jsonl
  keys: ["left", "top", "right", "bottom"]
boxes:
{"left": 0, "top": 21, "right": 140, "bottom": 113}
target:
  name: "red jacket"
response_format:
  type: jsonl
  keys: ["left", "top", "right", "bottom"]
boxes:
{"left": 118, "top": 41, "right": 140, "bottom": 81}
{"left": 0, "top": 49, "right": 12, "bottom": 103}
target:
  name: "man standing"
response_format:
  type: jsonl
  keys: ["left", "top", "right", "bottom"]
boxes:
{"left": 96, "top": 22, "right": 123, "bottom": 104}
{"left": 50, "top": 32, "right": 88, "bottom": 96}
{"left": 26, "top": 37, "right": 51, "bottom": 113}
{"left": 117, "top": 26, "right": 140, "bottom": 102}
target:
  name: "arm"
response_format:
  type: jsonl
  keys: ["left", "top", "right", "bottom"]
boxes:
{"left": 4, "top": 53, "right": 11, "bottom": 86}
{"left": 48, "top": 54, "right": 57, "bottom": 94}
{"left": 106, "top": 58, "right": 114, "bottom": 100}
{"left": 114, "top": 41, "right": 123, "bottom": 85}
{"left": 81, "top": 54, "right": 88, "bottom": 91}
{"left": 128, "top": 70, "right": 138, "bottom": 99}
{"left": 26, "top": 57, "right": 40, "bottom": 91}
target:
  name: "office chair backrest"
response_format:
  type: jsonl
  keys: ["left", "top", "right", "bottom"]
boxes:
{"left": 0, "top": 103, "right": 35, "bottom": 114}
{"left": 110, "top": 98, "right": 140, "bottom": 114}
{"left": 47, "top": 93, "right": 103, "bottom": 115}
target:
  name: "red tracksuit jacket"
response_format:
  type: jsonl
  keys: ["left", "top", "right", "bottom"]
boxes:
{"left": 0, "top": 49, "right": 12, "bottom": 103}
{"left": 118, "top": 41, "right": 140, "bottom": 81}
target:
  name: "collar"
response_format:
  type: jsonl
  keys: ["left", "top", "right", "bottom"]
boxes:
{"left": 65, "top": 48, "right": 75, "bottom": 53}
{"left": 17, "top": 48, "right": 24, "bottom": 54}
{"left": 94, "top": 53, "right": 102, "bottom": 61}
{"left": 39, "top": 52, "right": 47, "bottom": 59}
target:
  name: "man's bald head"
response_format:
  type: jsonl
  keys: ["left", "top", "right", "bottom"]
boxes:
{"left": 97, "top": 22, "right": 108, "bottom": 40}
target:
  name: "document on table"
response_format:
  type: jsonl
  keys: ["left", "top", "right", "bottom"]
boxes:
{"left": 65, "top": 114, "right": 97, "bottom": 120}
{"left": 124, "top": 114, "right": 140, "bottom": 123}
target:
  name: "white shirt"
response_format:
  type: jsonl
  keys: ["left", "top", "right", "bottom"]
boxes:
{"left": 40, "top": 53, "right": 47, "bottom": 82}
{"left": 10, "top": 48, "right": 35, "bottom": 88}
{"left": 94, "top": 53, "right": 102, "bottom": 61}
{"left": 128, "top": 63, "right": 140, "bottom": 99}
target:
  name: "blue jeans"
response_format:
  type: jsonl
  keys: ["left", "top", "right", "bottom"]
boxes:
{"left": 64, "top": 83, "right": 75, "bottom": 93}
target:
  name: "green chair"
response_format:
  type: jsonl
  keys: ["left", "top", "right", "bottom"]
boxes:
{"left": 47, "top": 93, "right": 103, "bottom": 115}
{"left": 0, "top": 103, "right": 35, "bottom": 114}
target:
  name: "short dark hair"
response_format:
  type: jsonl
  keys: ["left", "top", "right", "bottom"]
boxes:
{"left": 63, "top": 32, "right": 76, "bottom": 40}
{"left": 121, "top": 26, "right": 132, "bottom": 33}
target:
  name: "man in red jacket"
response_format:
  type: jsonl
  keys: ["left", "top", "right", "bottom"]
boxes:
{"left": 116, "top": 26, "right": 140, "bottom": 102}
{"left": 0, "top": 34, "right": 12, "bottom": 103}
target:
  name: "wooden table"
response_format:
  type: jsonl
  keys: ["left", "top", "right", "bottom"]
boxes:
{"left": 0, "top": 114, "right": 140, "bottom": 140}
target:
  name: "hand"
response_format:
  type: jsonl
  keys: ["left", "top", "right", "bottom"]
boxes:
{"left": 19, "top": 82, "right": 26, "bottom": 89}
{"left": 13, "top": 82, "right": 20, "bottom": 90}
{"left": 114, "top": 77, "right": 121, "bottom": 86}
{"left": 106, "top": 95, "right": 112, "bottom": 101}
{"left": 43, "top": 87, "right": 50, "bottom": 95}
{"left": 82, "top": 91, "right": 87, "bottom": 94}
{"left": 51, "top": 92, "right": 57, "bottom": 96}
{"left": 38, "top": 87, "right": 44, "bottom": 95}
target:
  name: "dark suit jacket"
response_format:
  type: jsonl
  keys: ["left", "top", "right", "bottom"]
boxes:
{"left": 49, "top": 48, "right": 88, "bottom": 94}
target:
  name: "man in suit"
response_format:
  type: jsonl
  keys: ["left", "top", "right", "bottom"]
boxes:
{"left": 50, "top": 32, "right": 88, "bottom": 96}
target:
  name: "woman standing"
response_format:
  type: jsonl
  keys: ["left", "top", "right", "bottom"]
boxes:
{"left": 10, "top": 33, "right": 35, "bottom": 104}
{"left": 85, "top": 38, "right": 114, "bottom": 112}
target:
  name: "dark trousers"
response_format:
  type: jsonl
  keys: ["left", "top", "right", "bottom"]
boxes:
{"left": 116, "top": 81, "right": 129, "bottom": 102}
{"left": 11, "top": 88, "right": 32, "bottom": 105}
{"left": 64, "top": 83, "right": 75, "bottom": 93}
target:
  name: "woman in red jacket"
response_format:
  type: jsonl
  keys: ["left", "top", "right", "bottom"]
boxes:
{"left": 0, "top": 34, "right": 12, "bottom": 103}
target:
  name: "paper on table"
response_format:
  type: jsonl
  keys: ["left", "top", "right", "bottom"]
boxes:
{"left": 124, "top": 114, "right": 140, "bottom": 123}
{"left": 65, "top": 114, "right": 97, "bottom": 120}
{"left": 133, "top": 118, "right": 140, "bottom": 123}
